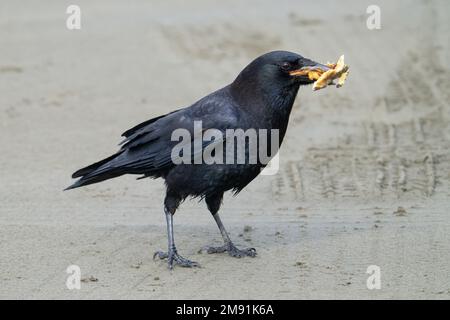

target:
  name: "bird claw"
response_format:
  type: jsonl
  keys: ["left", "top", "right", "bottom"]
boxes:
{"left": 203, "top": 242, "right": 257, "bottom": 258}
{"left": 153, "top": 250, "right": 200, "bottom": 269}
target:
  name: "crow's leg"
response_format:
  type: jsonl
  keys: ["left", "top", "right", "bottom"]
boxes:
{"left": 207, "top": 212, "right": 257, "bottom": 257}
{"left": 203, "top": 194, "right": 256, "bottom": 258}
{"left": 153, "top": 196, "right": 200, "bottom": 269}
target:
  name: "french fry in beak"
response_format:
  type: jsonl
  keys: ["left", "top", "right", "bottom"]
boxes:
{"left": 313, "top": 55, "right": 349, "bottom": 91}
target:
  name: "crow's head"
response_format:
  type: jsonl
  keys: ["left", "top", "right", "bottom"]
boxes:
{"left": 234, "top": 51, "right": 330, "bottom": 89}
{"left": 231, "top": 51, "right": 330, "bottom": 108}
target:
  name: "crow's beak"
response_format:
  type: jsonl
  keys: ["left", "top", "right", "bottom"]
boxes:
{"left": 289, "top": 59, "right": 331, "bottom": 83}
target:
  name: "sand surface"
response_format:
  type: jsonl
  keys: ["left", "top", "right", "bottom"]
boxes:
{"left": 1, "top": 0, "right": 449, "bottom": 299}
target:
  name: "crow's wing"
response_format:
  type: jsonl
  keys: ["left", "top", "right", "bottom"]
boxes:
{"left": 90, "top": 95, "right": 239, "bottom": 176}
{"left": 120, "top": 109, "right": 178, "bottom": 138}
{"left": 67, "top": 88, "right": 240, "bottom": 190}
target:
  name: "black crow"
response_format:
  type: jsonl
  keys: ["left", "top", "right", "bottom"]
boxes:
{"left": 66, "top": 51, "right": 330, "bottom": 269}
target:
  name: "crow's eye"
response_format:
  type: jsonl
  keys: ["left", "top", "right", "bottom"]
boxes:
{"left": 281, "top": 62, "right": 291, "bottom": 71}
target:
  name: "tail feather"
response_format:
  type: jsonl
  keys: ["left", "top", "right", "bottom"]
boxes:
{"left": 72, "top": 151, "right": 123, "bottom": 178}
{"left": 66, "top": 151, "right": 125, "bottom": 190}
{"left": 65, "top": 170, "right": 124, "bottom": 190}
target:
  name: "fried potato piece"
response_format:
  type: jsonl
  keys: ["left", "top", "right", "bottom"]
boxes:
{"left": 336, "top": 69, "right": 349, "bottom": 88}
{"left": 307, "top": 70, "right": 323, "bottom": 81}
{"left": 312, "top": 55, "right": 349, "bottom": 91}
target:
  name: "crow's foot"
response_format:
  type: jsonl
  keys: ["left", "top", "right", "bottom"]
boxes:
{"left": 203, "top": 242, "right": 256, "bottom": 258}
{"left": 153, "top": 249, "right": 200, "bottom": 269}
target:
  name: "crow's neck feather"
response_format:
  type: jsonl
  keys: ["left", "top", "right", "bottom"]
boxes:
{"left": 230, "top": 79, "right": 300, "bottom": 120}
